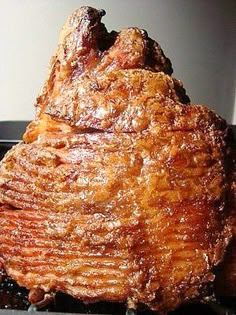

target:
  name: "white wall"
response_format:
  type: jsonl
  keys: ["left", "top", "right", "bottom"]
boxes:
{"left": 0, "top": 0, "right": 235, "bottom": 123}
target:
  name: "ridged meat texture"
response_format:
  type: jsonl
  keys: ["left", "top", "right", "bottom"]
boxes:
{"left": 0, "top": 6, "right": 235, "bottom": 313}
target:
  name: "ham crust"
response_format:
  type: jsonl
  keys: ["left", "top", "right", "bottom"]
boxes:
{"left": 0, "top": 6, "right": 234, "bottom": 313}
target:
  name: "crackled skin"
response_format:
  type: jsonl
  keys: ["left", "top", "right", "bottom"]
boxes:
{"left": 0, "top": 6, "right": 234, "bottom": 313}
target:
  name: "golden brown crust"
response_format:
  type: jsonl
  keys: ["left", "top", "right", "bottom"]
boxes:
{"left": 33, "top": 6, "right": 188, "bottom": 124}
{"left": 214, "top": 134, "right": 236, "bottom": 297}
{"left": 0, "top": 126, "right": 233, "bottom": 311}
{"left": 0, "top": 6, "right": 234, "bottom": 313}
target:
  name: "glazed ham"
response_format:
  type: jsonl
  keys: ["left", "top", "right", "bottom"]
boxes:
{"left": 0, "top": 6, "right": 235, "bottom": 313}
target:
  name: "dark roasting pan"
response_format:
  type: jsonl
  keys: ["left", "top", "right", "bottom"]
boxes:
{"left": 0, "top": 121, "right": 235, "bottom": 315}
{"left": 0, "top": 121, "right": 30, "bottom": 160}
{"left": 0, "top": 311, "right": 83, "bottom": 315}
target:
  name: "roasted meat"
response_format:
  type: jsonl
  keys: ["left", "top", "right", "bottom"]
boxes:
{"left": 215, "top": 137, "right": 236, "bottom": 298}
{"left": 0, "top": 6, "right": 235, "bottom": 313}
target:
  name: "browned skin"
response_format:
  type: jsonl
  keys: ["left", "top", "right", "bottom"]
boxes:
{"left": 214, "top": 135, "right": 236, "bottom": 297}
{"left": 0, "top": 6, "right": 234, "bottom": 313}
